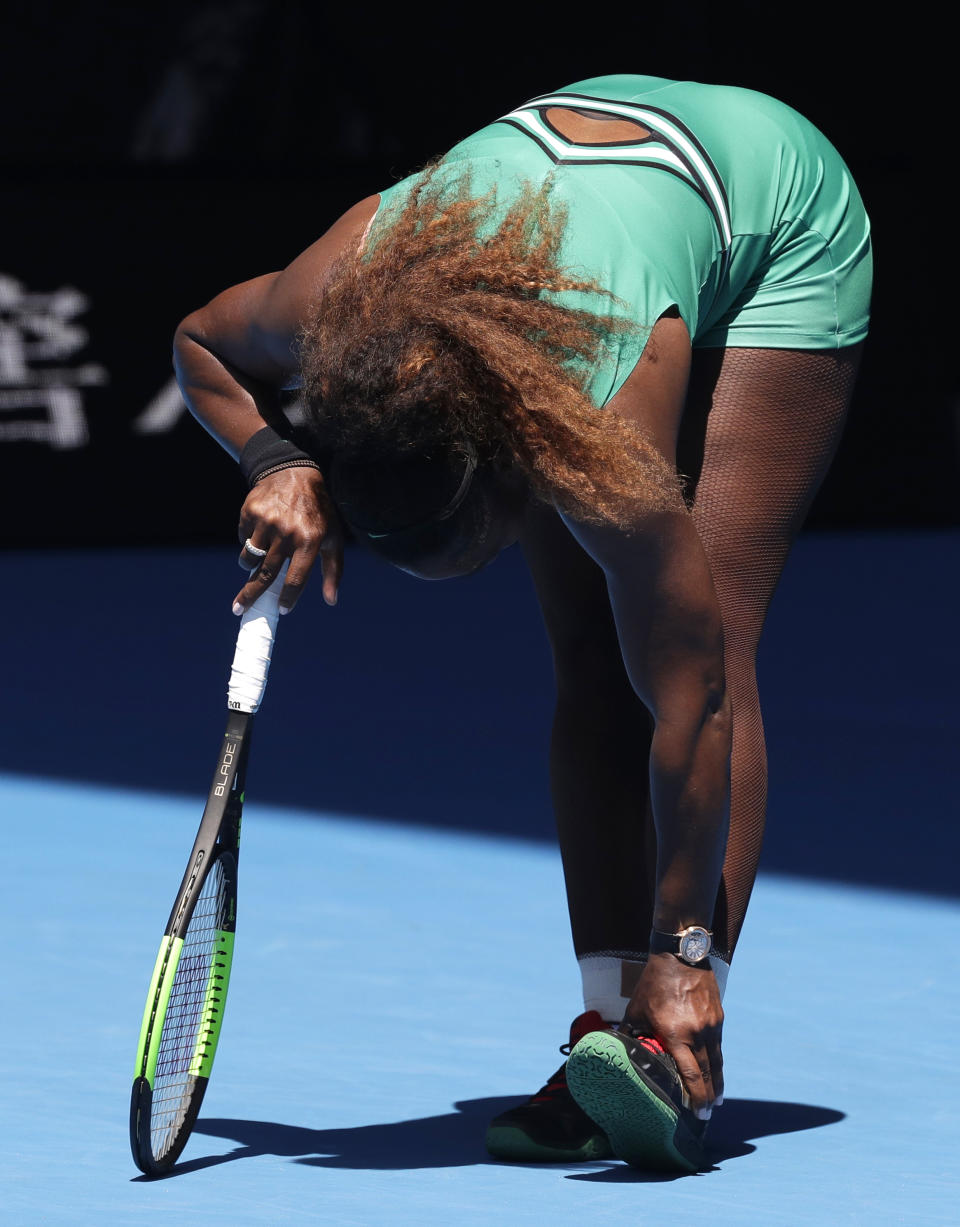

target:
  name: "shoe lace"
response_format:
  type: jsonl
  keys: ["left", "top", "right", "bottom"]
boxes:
{"left": 529, "top": 1011, "right": 615, "bottom": 1104}
{"left": 529, "top": 1040, "right": 578, "bottom": 1104}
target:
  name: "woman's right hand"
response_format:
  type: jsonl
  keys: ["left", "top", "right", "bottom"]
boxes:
{"left": 625, "top": 952, "right": 724, "bottom": 1118}
{"left": 232, "top": 466, "right": 343, "bottom": 614}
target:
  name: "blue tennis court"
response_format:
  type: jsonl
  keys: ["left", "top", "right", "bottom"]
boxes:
{"left": 2, "top": 531, "right": 958, "bottom": 1225}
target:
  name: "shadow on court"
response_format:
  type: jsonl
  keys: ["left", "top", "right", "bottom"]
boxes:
{"left": 132, "top": 1097, "right": 843, "bottom": 1179}
{"left": 565, "top": 1098, "right": 847, "bottom": 1182}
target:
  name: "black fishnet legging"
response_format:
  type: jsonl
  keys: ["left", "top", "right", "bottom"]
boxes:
{"left": 524, "top": 344, "right": 863, "bottom": 968}
{"left": 682, "top": 345, "right": 863, "bottom": 955}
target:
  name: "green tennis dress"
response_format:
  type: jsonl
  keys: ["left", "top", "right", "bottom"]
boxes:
{"left": 374, "top": 74, "right": 872, "bottom": 408}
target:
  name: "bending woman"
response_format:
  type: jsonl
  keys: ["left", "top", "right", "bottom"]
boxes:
{"left": 174, "top": 73, "right": 871, "bottom": 1171}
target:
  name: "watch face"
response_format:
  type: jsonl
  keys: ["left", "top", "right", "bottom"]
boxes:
{"left": 678, "top": 927, "right": 712, "bottom": 963}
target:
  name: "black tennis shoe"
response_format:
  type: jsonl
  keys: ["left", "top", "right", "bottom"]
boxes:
{"left": 485, "top": 1011, "right": 613, "bottom": 1162}
{"left": 565, "top": 1022, "right": 709, "bottom": 1172}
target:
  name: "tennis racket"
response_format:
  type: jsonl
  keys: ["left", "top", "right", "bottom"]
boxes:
{"left": 129, "top": 565, "right": 287, "bottom": 1175}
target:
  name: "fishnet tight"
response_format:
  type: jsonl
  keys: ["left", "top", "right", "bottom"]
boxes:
{"left": 684, "top": 345, "right": 863, "bottom": 955}
{"left": 523, "top": 344, "right": 863, "bottom": 967}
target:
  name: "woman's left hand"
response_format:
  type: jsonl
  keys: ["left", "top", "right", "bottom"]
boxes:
{"left": 625, "top": 951, "right": 724, "bottom": 1118}
{"left": 234, "top": 466, "right": 342, "bottom": 613}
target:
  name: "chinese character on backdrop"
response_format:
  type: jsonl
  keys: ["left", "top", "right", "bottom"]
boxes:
{"left": 0, "top": 273, "right": 108, "bottom": 449}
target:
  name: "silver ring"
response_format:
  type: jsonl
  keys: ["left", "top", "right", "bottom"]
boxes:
{"left": 243, "top": 538, "right": 268, "bottom": 559}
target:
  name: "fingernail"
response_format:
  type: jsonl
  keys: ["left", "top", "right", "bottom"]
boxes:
{"left": 696, "top": 1107, "right": 712, "bottom": 1121}
{"left": 325, "top": 592, "right": 338, "bottom": 607}
{"left": 715, "top": 1094, "right": 724, "bottom": 1106}
{"left": 279, "top": 605, "right": 290, "bottom": 615}
{"left": 232, "top": 602, "right": 244, "bottom": 616}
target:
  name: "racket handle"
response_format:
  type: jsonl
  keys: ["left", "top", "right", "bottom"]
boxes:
{"left": 227, "top": 561, "right": 289, "bottom": 714}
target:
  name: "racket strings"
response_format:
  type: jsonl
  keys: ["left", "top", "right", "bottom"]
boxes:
{"left": 150, "top": 860, "right": 230, "bottom": 1159}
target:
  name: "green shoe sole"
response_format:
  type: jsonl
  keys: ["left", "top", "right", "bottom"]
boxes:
{"left": 565, "top": 1033, "right": 705, "bottom": 1173}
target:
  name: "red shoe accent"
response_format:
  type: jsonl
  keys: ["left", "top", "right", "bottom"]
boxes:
{"left": 569, "top": 1010, "right": 607, "bottom": 1047}
{"left": 529, "top": 1012, "right": 610, "bottom": 1104}
{"left": 531, "top": 1081, "right": 565, "bottom": 1103}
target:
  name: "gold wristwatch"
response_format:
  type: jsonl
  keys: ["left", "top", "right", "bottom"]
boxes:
{"left": 650, "top": 926, "right": 714, "bottom": 965}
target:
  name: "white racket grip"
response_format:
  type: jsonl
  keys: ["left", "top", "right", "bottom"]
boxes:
{"left": 227, "top": 561, "right": 288, "bottom": 713}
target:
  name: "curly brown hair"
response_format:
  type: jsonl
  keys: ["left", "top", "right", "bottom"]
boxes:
{"left": 298, "top": 165, "right": 681, "bottom": 527}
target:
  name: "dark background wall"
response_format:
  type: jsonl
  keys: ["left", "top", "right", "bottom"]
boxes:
{"left": 1, "top": 5, "right": 954, "bottom": 545}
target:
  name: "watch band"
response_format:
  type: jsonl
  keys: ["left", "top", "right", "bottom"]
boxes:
{"left": 650, "top": 926, "right": 714, "bottom": 964}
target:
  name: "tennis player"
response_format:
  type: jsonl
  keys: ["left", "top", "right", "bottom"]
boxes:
{"left": 174, "top": 73, "right": 871, "bottom": 1169}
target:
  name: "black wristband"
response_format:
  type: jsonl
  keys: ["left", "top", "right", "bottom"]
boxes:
{"left": 238, "top": 426, "right": 319, "bottom": 487}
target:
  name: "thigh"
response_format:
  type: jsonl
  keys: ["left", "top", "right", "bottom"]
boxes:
{"left": 519, "top": 501, "right": 631, "bottom": 690}
{"left": 686, "top": 344, "right": 863, "bottom": 646}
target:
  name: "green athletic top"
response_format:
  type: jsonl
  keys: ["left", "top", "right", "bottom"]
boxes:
{"left": 374, "top": 74, "right": 872, "bottom": 407}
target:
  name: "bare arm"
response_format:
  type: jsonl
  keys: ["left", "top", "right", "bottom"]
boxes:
{"left": 174, "top": 273, "right": 294, "bottom": 459}
{"left": 570, "top": 510, "right": 730, "bottom": 928}
{"left": 563, "top": 312, "right": 729, "bottom": 1112}
{"left": 174, "top": 194, "right": 380, "bottom": 609}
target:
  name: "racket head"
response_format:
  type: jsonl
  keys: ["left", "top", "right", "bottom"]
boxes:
{"left": 130, "top": 847, "right": 238, "bottom": 1174}
{"left": 130, "top": 711, "right": 249, "bottom": 1176}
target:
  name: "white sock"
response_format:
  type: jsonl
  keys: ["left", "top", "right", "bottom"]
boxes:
{"left": 708, "top": 954, "right": 730, "bottom": 1000}
{"left": 579, "top": 950, "right": 731, "bottom": 1021}
{"left": 578, "top": 952, "right": 647, "bottom": 1021}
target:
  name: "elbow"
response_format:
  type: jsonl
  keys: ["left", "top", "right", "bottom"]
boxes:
{"left": 172, "top": 310, "right": 218, "bottom": 379}
{"left": 173, "top": 309, "right": 205, "bottom": 354}
{"left": 646, "top": 627, "right": 730, "bottom": 757}
{"left": 654, "top": 676, "right": 730, "bottom": 753}
{"left": 645, "top": 604, "right": 727, "bottom": 719}
{"left": 649, "top": 681, "right": 731, "bottom": 796}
